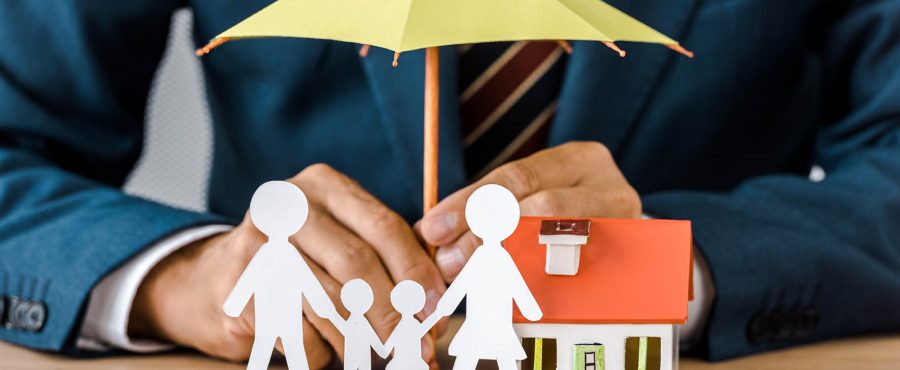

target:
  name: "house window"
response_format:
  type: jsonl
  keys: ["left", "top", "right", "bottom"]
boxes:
{"left": 573, "top": 343, "right": 604, "bottom": 370}
{"left": 625, "top": 337, "right": 661, "bottom": 370}
{"left": 584, "top": 351, "right": 596, "bottom": 370}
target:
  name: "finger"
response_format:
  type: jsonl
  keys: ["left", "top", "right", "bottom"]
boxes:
{"left": 291, "top": 206, "right": 400, "bottom": 340}
{"left": 419, "top": 142, "right": 611, "bottom": 246}
{"left": 294, "top": 164, "right": 447, "bottom": 332}
{"left": 328, "top": 193, "right": 447, "bottom": 325}
{"left": 434, "top": 231, "right": 480, "bottom": 282}
{"left": 209, "top": 299, "right": 255, "bottom": 362}
{"left": 520, "top": 186, "right": 641, "bottom": 219}
{"left": 421, "top": 330, "right": 436, "bottom": 365}
{"left": 303, "top": 318, "right": 335, "bottom": 369}
{"left": 298, "top": 251, "right": 348, "bottom": 360}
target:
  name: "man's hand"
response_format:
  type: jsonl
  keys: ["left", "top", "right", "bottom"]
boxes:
{"left": 418, "top": 142, "right": 641, "bottom": 281}
{"left": 129, "top": 164, "right": 446, "bottom": 368}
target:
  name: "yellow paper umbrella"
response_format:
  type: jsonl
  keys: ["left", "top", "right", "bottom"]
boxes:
{"left": 198, "top": 0, "right": 692, "bottom": 57}
{"left": 197, "top": 0, "right": 692, "bottom": 258}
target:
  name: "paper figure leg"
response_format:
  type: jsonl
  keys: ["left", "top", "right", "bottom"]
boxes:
{"left": 246, "top": 334, "right": 277, "bottom": 370}
{"left": 497, "top": 358, "right": 517, "bottom": 370}
{"left": 282, "top": 331, "right": 311, "bottom": 370}
{"left": 451, "top": 356, "right": 479, "bottom": 370}
{"left": 343, "top": 353, "right": 360, "bottom": 370}
{"left": 344, "top": 356, "right": 356, "bottom": 370}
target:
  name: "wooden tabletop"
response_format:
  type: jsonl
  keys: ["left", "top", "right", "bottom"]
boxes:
{"left": 2, "top": 318, "right": 898, "bottom": 370}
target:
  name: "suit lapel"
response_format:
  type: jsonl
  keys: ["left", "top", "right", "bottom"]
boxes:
{"left": 359, "top": 47, "right": 466, "bottom": 209}
{"left": 552, "top": 0, "right": 700, "bottom": 154}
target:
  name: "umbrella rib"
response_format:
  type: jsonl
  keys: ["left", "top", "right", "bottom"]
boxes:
{"left": 551, "top": 1, "right": 628, "bottom": 57}
{"left": 555, "top": 0, "right": 693, "bottom": 58}
{"left": 196, "top": 37, "right": 231, "bottom": 56}
{"left": 393, "top": 0, "right": 418, "bottom": 54}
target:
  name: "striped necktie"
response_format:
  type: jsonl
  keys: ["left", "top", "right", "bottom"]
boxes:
{"left": 459, "top": 41, "right": 568, "bottom": 180}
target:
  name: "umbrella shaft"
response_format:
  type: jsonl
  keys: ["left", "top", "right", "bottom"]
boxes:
{"left": 424, "top": 47, "right": 439, "bottom": 257}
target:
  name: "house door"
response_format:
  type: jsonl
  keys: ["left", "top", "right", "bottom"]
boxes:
{"left": 522, "top": 338, "right": 557, "bottom": 370}
{"left": 625, "top": 336, "right": 661, "bottom": 370}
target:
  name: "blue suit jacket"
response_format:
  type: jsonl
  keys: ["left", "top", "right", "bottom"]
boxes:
{"left": 1, "top": 0, "right": 898, "bottom": 361}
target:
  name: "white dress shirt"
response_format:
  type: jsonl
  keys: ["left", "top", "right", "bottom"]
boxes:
{"left": 77, "top": 222, "right": 715, "bottom": 351}
{"left": 77, "top": 224, "right": 232, "bottom": 352}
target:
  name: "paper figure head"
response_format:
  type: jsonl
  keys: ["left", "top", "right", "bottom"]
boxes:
{"left": 341, "top": 279, "right": 374, "bottom": 314}
{"left": 249, "top": 181, "right": 309, "bottom": 238}
{"left": 391, "top": 280, "right": 426, "bottom": 315}
{"left": 465, "top": 184, "right": 520, "bottom": 242}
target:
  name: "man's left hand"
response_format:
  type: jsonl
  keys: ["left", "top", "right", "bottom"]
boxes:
{"left": 417, "top": 141, "right": 642, "bottom": 282}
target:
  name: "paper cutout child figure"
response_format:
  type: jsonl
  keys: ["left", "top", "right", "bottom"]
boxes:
{"left": 223, "top": 181, "right": 340, "bottom": 370}
{"left": 384, "top": 280, "right": 437, "bottom": 370}
{"left": 422, "top": 184, "right": 543, "bottom": 370}
{"left": 332, "top": 279, "right": 389, "bottom": 370}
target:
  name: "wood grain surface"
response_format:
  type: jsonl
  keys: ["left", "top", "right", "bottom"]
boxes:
{"left": 2, "top": 317, "right": 898, "bottom": 370}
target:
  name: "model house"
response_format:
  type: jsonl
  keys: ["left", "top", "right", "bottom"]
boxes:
{"left": 508, "top": 217, "right": 693, "bottom": 370}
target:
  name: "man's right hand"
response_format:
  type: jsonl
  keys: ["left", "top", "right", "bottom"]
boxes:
{"left": 128, "top": 164, "right": 447, "bottom": 368}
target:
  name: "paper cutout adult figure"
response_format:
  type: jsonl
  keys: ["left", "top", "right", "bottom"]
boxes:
{"left": 384, "top": 280, "right": 437, "bottom": 370}
{"left": 333, "top": 279, "right": 389, "bottom": 370}
{"left": 223, "top": 181, "right": 340, "bottom": 370}
{"left": 423, "top": 184, "right": 543, "bottom": 370}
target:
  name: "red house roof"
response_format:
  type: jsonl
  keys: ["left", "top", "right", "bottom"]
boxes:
{"left": 510, "top": 217, "right": 692, "bottom": 325}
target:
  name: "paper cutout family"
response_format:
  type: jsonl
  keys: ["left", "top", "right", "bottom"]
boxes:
{"left": 204, "top": 1, "right": 695, "bottom": 365}
{"left": 226, "top": 181, "right": 542, "bottom": 370}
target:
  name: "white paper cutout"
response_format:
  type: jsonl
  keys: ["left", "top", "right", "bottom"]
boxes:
{"left": 423, "top": 184, "right": 544, "bottom": 370}
{"left": 384, "top": 280, "right": 435, "bottom": 370}
{"left": 334, "top": 279, "right": 390, "bottom": 370}
{"left": 224, "top": 181, "right": 340, "bottom": 370}
{"left": 225, "top": 182, "right": 543, "bottom": 370}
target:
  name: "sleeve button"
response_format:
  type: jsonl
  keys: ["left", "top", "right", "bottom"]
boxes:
{"left": 9, "top": 298, "right": 46, "bottom": 332}
{"left": 747, "top": 313, "right": 773, "bottom": 343}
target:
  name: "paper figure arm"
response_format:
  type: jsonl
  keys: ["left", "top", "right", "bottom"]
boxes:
{"left": 331, "top": 315, "right": 348, "bottom": 336}
{"left": 297, "top": 261, "right": 340, "bottom": 321}
{"left": 223, "top": 250, "right": 264, "bottom": 317}
{"left": 368, "top": 323, "right": 390, "bottom": 358}
{"left": 381, "top": 328, "right": 397, "bottom": 357}
{"left": 417, "top": 314, "right": 441, "bottom": 338}
{"left": 510, "top": 262, "right": 543, "bottom": 322}
{"left": 431, "top": 259, "right": 475, "bottom": 319}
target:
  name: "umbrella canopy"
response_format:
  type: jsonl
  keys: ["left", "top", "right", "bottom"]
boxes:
{"left": 198, "top": 0, "right": 691, "bottom": 57}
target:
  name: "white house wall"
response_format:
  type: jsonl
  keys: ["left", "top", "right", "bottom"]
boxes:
{"left": 514, "top": 323, "right": 675, "bottom": 370}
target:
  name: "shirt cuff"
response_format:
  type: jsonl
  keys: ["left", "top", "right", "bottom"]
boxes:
{"left": 77, "top": 224, "right": 233, "bottom": 352}
{"left": 679, "top": 250, "right": 715, "bottom": 350}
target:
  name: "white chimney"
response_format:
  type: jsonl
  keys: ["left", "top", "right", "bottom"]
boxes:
{"left": 539, "top": 219, "right": 591, "bottom": 276}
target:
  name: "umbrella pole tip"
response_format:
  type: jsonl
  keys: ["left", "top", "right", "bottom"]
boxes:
{"left": 556, "top": 40, "right": 573, "bottom": 54}
{"left": 359, "top": 44, "right": 370, "bottom": 58}
{"left": 195, "top": 37, "right": 230, "bottom": 57}
{"left": 392, "top": 52, "right": 400, "bottom": 67}
{"left": 668, "top": 44, "right": 695, "bottom": 58}
{"left": 602, "top": 41, "right": 627, "bottom": 58}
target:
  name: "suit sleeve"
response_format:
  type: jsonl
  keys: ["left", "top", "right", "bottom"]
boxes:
{"left": 0, "top": 3, "right": 228, "bottom": 352}
{"left": 642, "top": 0, "right": 900, "bottom": 360}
